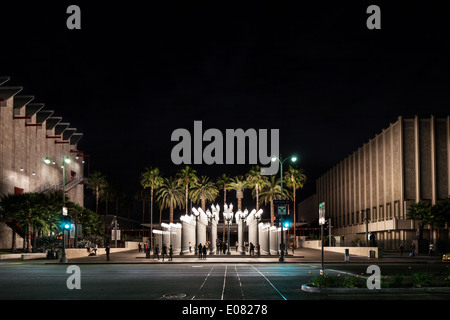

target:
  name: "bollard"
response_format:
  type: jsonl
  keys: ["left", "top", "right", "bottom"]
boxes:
{"left": 344, "top": 249, "right": 350, "bottom": 262}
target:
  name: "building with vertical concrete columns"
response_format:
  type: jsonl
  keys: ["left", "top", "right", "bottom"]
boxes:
{"left": 316, "top": 115, "right": 450, "bottom": 249}
{"left": 0, "top": 76, "right": 86, "bottom": 249}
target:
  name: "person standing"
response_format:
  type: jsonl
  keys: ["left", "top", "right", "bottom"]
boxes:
{"left": 162, "top": 244, "right": 167, "bottom": 261}
{"left": 155, "top": 244, "right": 160, "bottom": 260}
{"left": 399, "top": 243, "right": 404, "bottom": 256}
{"left": 105, "top": 244, "right": 110, "bottom": 261}
{"left": 202, "top": 243, "right": 207, "bottom": 259}
{"left": 198, "top": 243, "right": 203, "bottom": 259}
{"left": 189, "top": 242, "right": 192, "bottom": 253}
{"left": 169, "top": 245, "right": 173, "bottom": 261}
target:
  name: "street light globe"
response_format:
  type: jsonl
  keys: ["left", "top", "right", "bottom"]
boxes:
{"left": 271, "top": 156, "right": 277, "bottom": 162}
{"left": 291, "top": 156, "right": 298, "bottom": 162}
{"left": 64, "top": 158, "right": 71, "bottom": 164}
{"left": 44, "top": 157, "right": 51, "bottom": 164}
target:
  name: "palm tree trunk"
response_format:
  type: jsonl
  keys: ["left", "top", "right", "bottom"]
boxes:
{"left": 270, "top": 202, "right": 274, "bottom": 226}
{"left": 170, "top": 201, "right": 174, "bottom": 223}
{"left": 223, "top": 188, "right": 226, "bottom": 242}
{"left": 150, "top": 187, "right": 154, "bottom": 250}
{"left": 293, "top": 185, "right": 296, "bottom": 248}
{"left": 95, "top": 186, "right": 99, "bottom": 214}
{"left": 185, "top": 184, "right": 189, "bottom": 216}
{"left": 256, "top": 185, "right": 259, "bottom": 210}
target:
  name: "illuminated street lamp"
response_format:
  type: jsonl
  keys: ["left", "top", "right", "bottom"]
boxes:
{"left": 223, "top": 203, "right": 234, "bottom": 255}
{"left": 44, "top": 156, "right": 71, "bottom": 263}
{"left": 271, "top": 154, "right": 297, "bottom": 262}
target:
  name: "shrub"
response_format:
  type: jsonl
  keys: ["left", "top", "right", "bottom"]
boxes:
{"left": 411, "top": 273, "right": 433, "bottom": 288}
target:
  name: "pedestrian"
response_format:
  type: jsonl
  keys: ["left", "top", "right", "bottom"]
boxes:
{"left": 189, "top": 242, "right": 192, "bottom": 253}
{"left": 138, "top": 243, "right": 142, "bottom": 253}
{"left": 162, "top": 244, "right": 167, "bottom": 261}
{"left": 198, "top": 243, "right": 203, "bottom": 259}
{"left": 219, "top": 241, "right": 222, "bottom": 254}
{"left": 93, "top": 244, "right": 98, "bottom": 256}
{"left": 429, "top": 243, "right": 435, "bottom": 256}
{"left": 169, "top": 245, "right": 173, "bottom": 261}
{"left": 399, "top": 243, "right": 404, "bottom": 256}
{"left": 410, "top": 241, "right": 415, "bottom": 257}
{"left": 202, "top": 243, "right": 207, "bottom": 259}
{"left": 155, "top": 244, "right": 160, "bottom": 260}
{"left": 223, "top": 242, "right": 227, "bottom": 254}
{"left": 235, "top": 241, "right": 238, "bottom": 252}
{"left": 105, "top": 244, "right": 110, "bottom": 261}
{"left": 249, "top": 242, "right": 254, "bottom": 256}
{"left": 85, "top": 243, "right": 90, "bottom": 253}
{"left": 256, "top": 243, "right": 260, "bottom": 257}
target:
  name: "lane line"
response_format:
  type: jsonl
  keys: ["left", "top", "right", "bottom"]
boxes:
{"left": 221, "top": 265, "right": 227, "bottom": 300}
{"left": 251, "top": 265, "right": 287, "bottom": 301}
{"left": 234, "top": 265, "right": 245, "bottom": 300}
{"left": 191, "top": 265, "right": 214, "bottom": 300}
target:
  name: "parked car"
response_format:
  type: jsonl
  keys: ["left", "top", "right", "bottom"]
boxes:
{"left": 442, "top": 253, "right": 450, "bottom": 262}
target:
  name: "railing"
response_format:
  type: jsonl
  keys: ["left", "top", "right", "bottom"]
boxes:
{"left": 36, "top": 176, "right": 86, "bottom": 194}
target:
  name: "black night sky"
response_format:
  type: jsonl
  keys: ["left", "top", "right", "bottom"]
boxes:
{"left": 1, "top": 1, "right": 449, "bottom": 219}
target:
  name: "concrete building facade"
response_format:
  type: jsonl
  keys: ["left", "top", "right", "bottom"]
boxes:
{"left": 316, "top": 115, "right": 450, "bottom": 249}
{"left": 0, "top": 76, "right": 86, "bottom": 249}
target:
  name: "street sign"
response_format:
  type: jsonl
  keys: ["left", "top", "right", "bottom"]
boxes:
{"left": 277, "top": 205, "right": 287, "bottom": 215}
{"left": 273, "top": 200, "right": 291, "bottom": 205}
{"left": 319, "top": 202, "right": 326, "bottom": 225}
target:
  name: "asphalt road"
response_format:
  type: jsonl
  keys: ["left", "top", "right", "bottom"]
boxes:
{"left": 0, "top": 261, "right": 449, "bottom": 301}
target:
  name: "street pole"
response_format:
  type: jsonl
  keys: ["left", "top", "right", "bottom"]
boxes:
{"left": 279, "top": 155, "right": 285, "bottom": 262}
{"left": 61, "top": 158, "right": 67, "bottom": 263}
{"left": 321, "top": 223, "right": 324, "bottom": 274}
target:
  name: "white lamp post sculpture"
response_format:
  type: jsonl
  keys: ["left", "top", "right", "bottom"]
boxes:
{"left": 236, "top": 209, "right": 249, "bottom": 255}
{"left": 223, "top": 204, "right": 234, "bottom": 255}
{"left": 192, "top": 208, "right": 200, "bottom": 255}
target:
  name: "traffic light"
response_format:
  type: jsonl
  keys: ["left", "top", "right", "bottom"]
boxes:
{"left": 61, "top": 215, "right": 72, "bottom": 230}
{"left": 283, "top": 220, "right": 290, "bottom": 229}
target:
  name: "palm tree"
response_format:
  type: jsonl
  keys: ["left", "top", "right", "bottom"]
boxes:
{"left": 190, "top": 175, "right": 219, "bottom": 212}
{"left": 140, "top": 166, "right": 164, "bottom": 247}
{"left": 259, "top": 176, "right": 292, "bottom": 226}
{"left": 87, "top": 171, "right": 108, "bottom": 214}
{"left": 283, "top": 166, "right": 307, "bottom": 246}
{"left": 176, "top": 166, "right": 198, "bottom": 216}
{"left": 216, "top": 173, "right": 232, "bottom": 242}
{"left": 246, "top": 166, "right": 269, "bottom": 210}
{"left": 229, "top": 175, "right": 248, "bottom": 211}
{"left": 156, "top": 177, "right": 185, "bottom": 223}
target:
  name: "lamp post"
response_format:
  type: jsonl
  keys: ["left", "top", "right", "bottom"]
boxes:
{"left": 192, "top": 208, "right": 200, "bottom": 255}
{"left": 44, "top": 156, "right": 71, "bottom": 263}
{"left": 223, "top": 203, "right": 233, "bottom": 255}
{"left": 236, "top": 209, "right": 249, "bottom": 255}
{"left": 255, "top": 209, "right": 263, "bottom": 252}
{"left": 209, "top": 204, "right": 220, "bottom": 254}
{"left": 271, "top": 154, "right": 297, "bottom": 262}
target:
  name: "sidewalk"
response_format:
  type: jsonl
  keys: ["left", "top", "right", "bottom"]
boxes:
{"left": 60, "top": 247, "right": 444, "bottom": 264}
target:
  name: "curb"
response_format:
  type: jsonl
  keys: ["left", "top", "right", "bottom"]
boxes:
{"left": 301, "top": 284, "right": 450, "bottom": 294}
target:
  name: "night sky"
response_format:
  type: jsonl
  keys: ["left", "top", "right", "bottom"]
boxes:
{"left": 1, "top": 2, "right": 449, "bottom": 219}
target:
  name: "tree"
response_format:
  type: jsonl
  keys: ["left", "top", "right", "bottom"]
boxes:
{"left": 229, "top": 175, "right": 248, "bottom": 211}
{"left": 246, "top": 166, "right": 269, "bottom": 210}
{"left": 87, "top": 171, "right": 108, "bottom": 214}
{"left": 216, "top": 173, "right": 232, "bottom": 242}
{"left": 407, "top": 201, "right": 432, "bottom": 240}
{"left": 259, "top": 176, "right": 292, "bottom": 226}
{"left": 190, "top": 175, "right": 219, "bottom": 212}
{"left": 156, "top": 177, "right": 185, "bottom": 223}
{"left": 140, "top": 166, "right": 164, "bottom": 247}
{"left": 176, "top": 166, "right": 198, "bottom": 216}
{"left": 283, "top": 166, "right": 307, "bottom": 246}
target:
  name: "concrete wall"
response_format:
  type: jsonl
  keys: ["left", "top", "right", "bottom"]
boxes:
{"left": 316, "top": 116, "right": 450, "bottom": 250}
{"left": 302, "top": 240, "right": 379, "bottom": 258}
{"left": 0, "top": 80, "right": 85, "bottom": 249}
